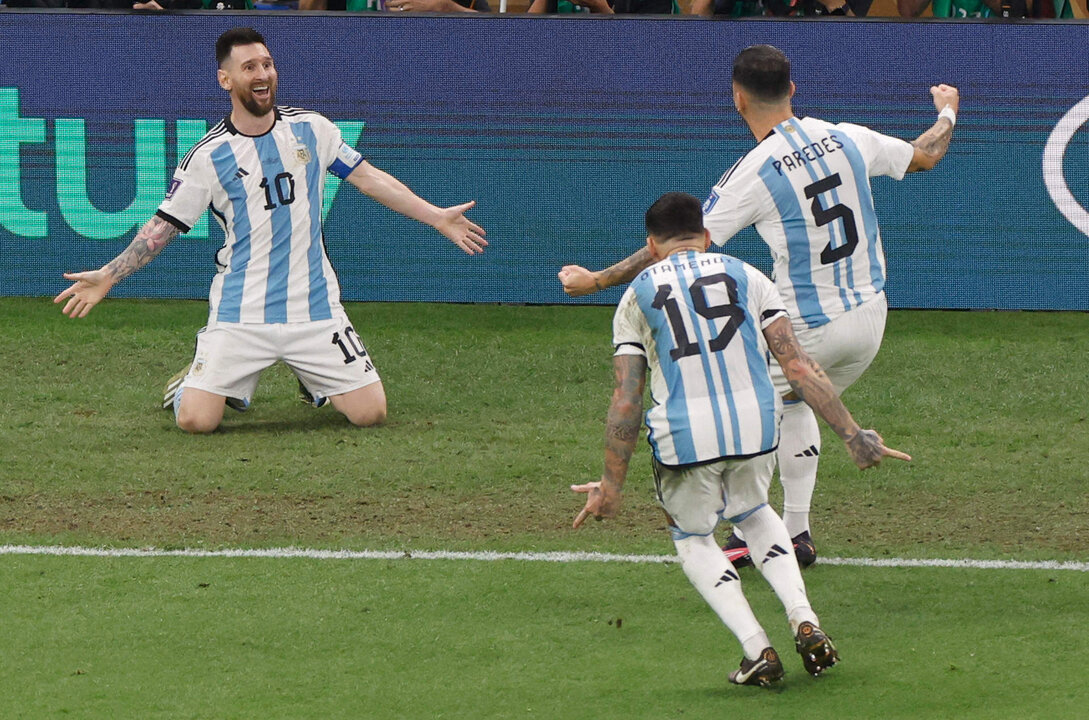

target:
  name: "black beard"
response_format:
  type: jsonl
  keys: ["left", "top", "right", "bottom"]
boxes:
{"left": 240, "top": 90, "right": 275, "bottom": 118}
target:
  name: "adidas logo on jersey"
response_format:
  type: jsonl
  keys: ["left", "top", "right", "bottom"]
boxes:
{"left": 794, "top": 445, "right": 819, "bottom": 458}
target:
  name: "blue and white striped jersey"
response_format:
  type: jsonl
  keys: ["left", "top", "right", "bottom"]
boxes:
{"left": 157, "top": 107, "right": 365, "bottom": 325}
{"left": 702, "top": 117, "right": 914, "bottom": 329}
{"left": 613, "top": 250, "right": 788, "bottom": 467}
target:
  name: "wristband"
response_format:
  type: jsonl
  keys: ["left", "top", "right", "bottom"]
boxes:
{"left": 938, "top": 105, "right": 956, "bottom": 127}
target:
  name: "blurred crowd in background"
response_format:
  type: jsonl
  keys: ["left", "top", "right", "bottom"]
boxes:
{"left": 1, "top": 0, "right": 1082, "bottom": 17}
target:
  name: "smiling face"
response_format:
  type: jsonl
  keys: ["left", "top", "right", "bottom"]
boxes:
{"left": 218, "top": 43, "right": 277, "bottom": 119}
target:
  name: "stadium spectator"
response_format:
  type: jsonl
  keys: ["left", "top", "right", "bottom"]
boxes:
{"left": 130, "top": 0, "right": 254, "bottom": 8}
{"left": 571, "top": 191, "right": 909, "bottom": 687}
{"left": 298, "top": 0, "right": 492, "bottom": 12}
{"left": 527, "top": 0, "right": 681, "bottom": 13}
{"left": 2, "top": 0, "right": 254, "bottom": 5}
{"left": 897, "top": 0, "right": 1074, "bottom": 15}
{"left": 55, "top": 27, "right": 486, "bottom": 434}
{"left": 690, "top": 0, "right": 871, "bottom": 15}
{"left": 559, "top": 45, "right": 956, "bottom": 568}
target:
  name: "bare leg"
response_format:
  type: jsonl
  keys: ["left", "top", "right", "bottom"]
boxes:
{"left": 329, "top": 381, "right": 387, "bottom": 427}
{"left": 176, "top": 387, "right": 228, "bottom": 434}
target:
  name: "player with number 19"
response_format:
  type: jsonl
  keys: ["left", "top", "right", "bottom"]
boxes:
{"left": 571, "top": 192, "right": 910, "bottom": 687}
{"left": 55, "top": 27, "right": 486, "bottom": 433}
{"left": 560, "top": 45, "right": 957, "bottom": 566}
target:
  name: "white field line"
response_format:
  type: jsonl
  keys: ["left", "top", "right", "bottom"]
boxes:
{"left": 0, "top": 545, "right": 1087, "bottom": 572}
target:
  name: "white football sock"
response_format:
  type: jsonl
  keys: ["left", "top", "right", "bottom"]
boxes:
{"left": 673, "top": 533, "right": 770, "bottom": 659}
{"left": 736, "top": 504, "right": 818, "bottom": 632}
{"left": 778, "top": 401, "right": 821, "bottom": 538}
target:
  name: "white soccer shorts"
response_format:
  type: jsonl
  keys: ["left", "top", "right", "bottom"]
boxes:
{"left": 770, "top": 292, "right": 888, "bottom": 396}
{"left": 181, "top": 311, "right": 380, "bottom": 403}
{"left": 653, "top": 452, "right": 777, "bottom": 537}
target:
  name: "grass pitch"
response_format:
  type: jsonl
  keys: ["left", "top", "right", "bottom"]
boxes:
{"left": 1, "top": 298, "right": 1087, "bottom": 718}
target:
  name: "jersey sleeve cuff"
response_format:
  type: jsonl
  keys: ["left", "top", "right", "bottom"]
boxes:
{"left": 759, "top": 308, "right": 788, "bottom": 328}
{"left": 155, "top": 209, "right": 191, "bottom": 234}
{"left": 613, "top": 342, "right": 646, "bottom": 357}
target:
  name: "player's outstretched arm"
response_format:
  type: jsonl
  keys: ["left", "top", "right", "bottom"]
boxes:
{"left": 346, "top": 161, "right": 487, "bottom": 255}
{"left": 572, "top": 354, "right": 646, "bottom": 528}
{"left": 558, "top": 246, "right": 654, "bottom": 298}
{"left": 763, "top": 317, "right": 911, "bottom": 469}
{"left": 54, "top": 215, "right": 180, "bottom": 318}
{"left": 907, "top": 84, "right": 959, "bottom": 173}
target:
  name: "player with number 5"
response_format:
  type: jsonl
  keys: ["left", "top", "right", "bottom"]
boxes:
{"left": 55, "top": 27, "right": 486, "bottom": 433}
{"left": 560, "top": 45, "right": 956, "bottom": 568}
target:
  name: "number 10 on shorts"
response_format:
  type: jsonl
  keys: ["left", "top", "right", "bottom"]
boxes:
{"left": 332, "top": 325, "right": 370, "bottom": 365}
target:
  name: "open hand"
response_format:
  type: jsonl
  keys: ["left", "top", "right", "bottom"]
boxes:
{"left": 436, "top": 201, "right": 487, "bottom": 255}
{"left": 54, "top": 270, "right": 114, "bottom": 318}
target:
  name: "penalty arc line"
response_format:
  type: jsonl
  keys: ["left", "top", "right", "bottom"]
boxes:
{"left": 0, "top": 545, "right": 1087, "bottom": 572}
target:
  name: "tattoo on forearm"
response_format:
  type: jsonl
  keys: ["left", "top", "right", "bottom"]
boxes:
{"left": 603, "top": 356, "right": 646, "bottom": 484}
{"left": 766, "top": 319, "right": 857, "bottom": 440}
{"left": 598, "top": 247, "right": 654, "bottom": 289}
{"left": 104, "top": 217, "right": 179, "bottom": 281}
{"left": 912, "top": 118, "right": 953, "bottom": 162}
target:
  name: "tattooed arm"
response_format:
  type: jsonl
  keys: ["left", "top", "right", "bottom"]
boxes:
{"left": 558, "top": 246, "right": 655, "bottom": 298}
{"left": 54, "top": 215, "right": 181, "bottom": 318}
{"left": 907, "top": 84, "right": 959, "bottom": 173}
{"left": 572, "top": 354, "right": 647, "bottom": 528}
{"left": 763, "top": 316, "right": 911, "bottom": 470}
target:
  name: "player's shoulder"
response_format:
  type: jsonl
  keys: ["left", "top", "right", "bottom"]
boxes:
{"left": 613, "top": 283, "right": 643, "bottom": 320}
{"left": 712, "top": 144, "right": 765, "bottom": 190}
{"left": 278, "top": 105, "right": 334, "bottom": 126}
{"left": 832, "top": 119, "right": 867, "bottom": 131}
{"left": 826, "top": 118, "right": 882, "bottom": 142}
{"left": 177, "top": 119, "right": 232, "bottom": 173}
{"left": 714, "top": 252, "right": 763, "bottom": 281}
{"left": 792, "top": 115, "right": 864, "bottom": 139}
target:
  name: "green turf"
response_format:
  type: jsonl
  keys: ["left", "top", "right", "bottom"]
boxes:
{"left": 3, "top": 298, "right": 1085, "bottom": 559}
{"left": 0, "top": 555, "right": 1085, "bottom": 720}
{"left": 1, "top": 298, "right": 1087, "bottom": 718}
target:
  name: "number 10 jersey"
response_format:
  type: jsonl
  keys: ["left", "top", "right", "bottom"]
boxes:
{"left": 702, "top": 116, "right": 914, "bottom": 330}
{"left": 613, "top": 250, "right": 788, "bottom": 467}
{"left": 156, "top": 107, "right": 365, "bottom": 326}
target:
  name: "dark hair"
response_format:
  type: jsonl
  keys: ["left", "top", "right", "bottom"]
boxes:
{"left": 645, "top": 192, "right": 705, "bottom": 240}
{"left": 216, "top": 27, "right": 268, "bottom": 67}
{"left": 732, "top": 45, "right": 791, "bottom": 103}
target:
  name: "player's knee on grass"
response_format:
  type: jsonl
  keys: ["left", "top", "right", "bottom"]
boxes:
{"left": 175, "top": 408, "right": 223, "bottom": 434}
{"left": 174, "top": 389, "right": 227, "bottom": 434}
{"left": 331, "top": 382, "right": 387, "bottom": 427}
{"left": 342, "top": 403, "right": 387, "bottom": 428}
